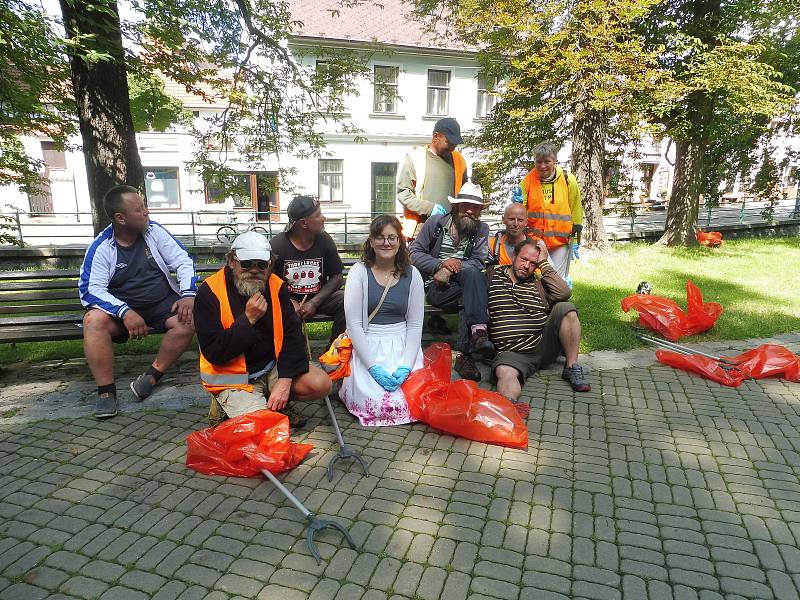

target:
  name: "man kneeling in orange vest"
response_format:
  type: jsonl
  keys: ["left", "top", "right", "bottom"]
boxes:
{"left": 194, "top": 232, "right": 331, "bottom": 427}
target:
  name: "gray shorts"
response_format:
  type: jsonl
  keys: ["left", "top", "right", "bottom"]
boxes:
{"left": 491, "top": 302, "right": 578, "bottom": 383}
{"left": 110, "top": 292, "right": 181, "bottom": 343}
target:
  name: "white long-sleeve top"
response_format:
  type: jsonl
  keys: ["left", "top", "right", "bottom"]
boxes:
{"left": 344, "top": 261, "right": 425, "bottom": 368}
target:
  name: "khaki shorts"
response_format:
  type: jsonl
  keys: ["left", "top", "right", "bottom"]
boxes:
{"left": 208, "top": 368, "right": 280, "bottom": 425}
{"left": 491, "top": 302, "right": 577, "bottom": 383}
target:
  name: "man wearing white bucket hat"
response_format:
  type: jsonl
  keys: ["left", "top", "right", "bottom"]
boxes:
{"left": 409, "top": 182, "right": 493, "bottom": 381}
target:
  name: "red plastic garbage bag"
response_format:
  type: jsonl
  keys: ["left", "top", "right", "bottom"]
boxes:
{"left": 402, "top": 343, "right": 528, "bottom": 450}
{"left": 186, "top": 410, "right": 314, "bottom": 477}
{"left": 696, "top": 230, "right": 723, "bottom": 247}
{"left": 656, "top": 350, "right": 747, "bottom": 387}
{"left": 621, "top": 280, "right": 722, "bottom": 341}
{"left": 724, "top": 344, "right": 800, "bottom": 382}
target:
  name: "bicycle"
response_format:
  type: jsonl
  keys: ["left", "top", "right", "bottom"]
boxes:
{"left": 216, "top": 211, "right": 269, "bottom": 243}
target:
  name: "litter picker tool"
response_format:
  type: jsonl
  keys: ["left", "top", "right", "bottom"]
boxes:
{"left": 639, "top": 335, "right": 733, "bottom": 363}
{"left": 324, "top": 394, "right": 369, "bottom": 481}
{"left": 260, "top": 467, "right": 356, "bottom": 564}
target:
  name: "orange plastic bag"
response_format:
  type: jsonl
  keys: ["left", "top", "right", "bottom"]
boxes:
{"left": 402, "top": 343, "right": 528, "bottom": 450}
{"left": 319, "top": 333, "right": 353, "bottom": 380}
{"left": 186, "top": 410, "right": 313, "bottom": 477}
{"left": 621, "top": 280, "right": 722, "bottom": 341}
{"left": 724, "top": 344, "right": 800, "bottom": 382}
{"left": 696, "top": 230, "right": 723, "bottom": 247}
{"left": 656, "top": 350, "right": 747, "bottom": 387}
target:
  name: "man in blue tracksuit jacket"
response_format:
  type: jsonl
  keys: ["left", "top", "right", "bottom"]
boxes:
{"left": 79, "top": 185, "right": 197, "bottom": 418}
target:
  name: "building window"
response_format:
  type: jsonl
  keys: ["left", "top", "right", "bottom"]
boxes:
{"left": 144, "top": 168, "right": 180, "bottom": 209}
{"left": 476, "top": 74, "right": 497, "bottom": 118}
{"left": 427, "top": 69, "right": 450, "bottom": 116}
{"left": 205, "top": 173, "right": 253, "bottom": 207}
{"left": 373, "top": 65, "right": 399, "bottom": 113}
{"left": 315, "top": 60, "right": 343, "bottom": 110}
{"left": 319, "top": 159, "right": 344, "bottom": 203}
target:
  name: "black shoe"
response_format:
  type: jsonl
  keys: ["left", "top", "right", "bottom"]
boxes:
{"left": 130, "top": 373, "right": 157, "bottom": 402}
{"left": 454, "top": 353, "right": 481, "bottom": 381}
{"left": 428, "top": 314, "right": 451, "bottom": 335}
{"left": 470, "top": 328, "right": 496, "bottom": 361}
{"left": 278, "top": 405, "right": 308, "bottom": 429}
{"left": 562, "top": 364, "right": 591, "bottom": 392}
{"left": 94, "top": 392, "right": 118, "bottom": 419}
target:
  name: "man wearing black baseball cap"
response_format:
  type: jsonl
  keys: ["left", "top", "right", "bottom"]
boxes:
{"left": 269, "top": 195, "right": 345, "bottom": 345}
{"left": 397, "top": 117, "right": 469, "bottom": 240}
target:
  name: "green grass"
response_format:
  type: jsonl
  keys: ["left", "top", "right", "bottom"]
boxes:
{"left": 1, "top": 237, "right": 798, "bottom": 363}
{"left": 570, "top": 236, "right": 800, "bottom": 352}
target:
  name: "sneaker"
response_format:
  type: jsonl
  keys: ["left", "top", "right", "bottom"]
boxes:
{"left": 454, "top": 353, "right": 481, "bottom": 381}
{"left": 470, "top": 328, "right": 496, "bottom": 361}
{"left": 278, "top": 404, "right": 308, "bottom": 429}
{"left": 428, "top": 314, "right": 451, "bottom": 335}
{"left": 562, "top": 364, "right": 591, "bottom": 392}
{"left": 130, "top": 373, "right": 158, "bottom": 402}
{"left": 94, "top": 392, "right": 118, "bottom": 419}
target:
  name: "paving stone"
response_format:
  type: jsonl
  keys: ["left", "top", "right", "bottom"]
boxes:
{"left": 59, "top": 575, "right": 110, "bottom": 599}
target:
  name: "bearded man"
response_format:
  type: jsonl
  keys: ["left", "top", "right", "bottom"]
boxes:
{"left": 409, "top": 183, "right": 493, "bottom": 381}
{"left": 193, "top": 232, "right": 331, "bottom": 427}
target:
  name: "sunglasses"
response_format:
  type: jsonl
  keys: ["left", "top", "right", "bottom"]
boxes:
{"left": 238, "top": 259, "right": 270, "bottom": 270}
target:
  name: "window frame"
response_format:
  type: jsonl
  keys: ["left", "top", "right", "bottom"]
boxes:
{"left": 475, "top": 73, "right": 498, "bottom": 118}
{"left": 318, "top": 159, "right": 344, "bottom": 204}
{"left": 426, "top": 68, "right": 451, "bottom": 117}
{"left": 143, "top": 166, "right": 181, "bottom": 210}
{"left": 373, "top": 64, "right": 400, "bottom": 114}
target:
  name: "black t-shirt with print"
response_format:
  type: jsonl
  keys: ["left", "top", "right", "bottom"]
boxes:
{"left": 270, "top": 231, "right": 344, "bottom": 301}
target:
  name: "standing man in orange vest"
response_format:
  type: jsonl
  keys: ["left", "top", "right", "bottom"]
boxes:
{"left": 193, "top": 232, "right": 331, "bottom": 427}
{"left": 488, "top": 203, "right": 538, "bottom": 266}
{"left": 397, "top": 118, "right": 469, "bottom": 239}
{"left": 520, "top": 142, "right": 584, "bottom": 278}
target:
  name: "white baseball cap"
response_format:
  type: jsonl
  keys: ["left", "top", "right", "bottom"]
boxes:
{"left": 231, "top": 231, "right": 271, "bottom": 261}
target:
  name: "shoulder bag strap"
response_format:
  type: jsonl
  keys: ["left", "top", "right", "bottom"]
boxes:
{"left": 367, "top": 273, "right": 395, "bottom": 323}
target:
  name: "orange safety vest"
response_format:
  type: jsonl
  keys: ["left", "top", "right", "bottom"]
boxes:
{"left": 199, "top": 268, "right": 284, "bottom": 394}
{"left": 488, "top": 232, "right": 539, "bottom": 265}
{"left": 401, "top": 149, "right": 467, "bottom": 239}
{"left": 522, "top": 168, "right": 572, "bottom": 249}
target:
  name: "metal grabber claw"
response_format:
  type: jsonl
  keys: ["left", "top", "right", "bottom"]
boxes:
{"left": 260, "top": 468, "right": 357, "bottom": 564}
{"left": 324, "top": 395, "right": 369, "bottom": 481}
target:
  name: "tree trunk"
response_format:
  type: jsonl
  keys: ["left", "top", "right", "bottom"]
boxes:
{"left": 59, "top": 0, "right": 143, "bottom": 234}
{"left": 658, "top": 92, "right": 714, "bottom": 246}
{"left": 570, "top": 96, "right": 610, "bottom": 251}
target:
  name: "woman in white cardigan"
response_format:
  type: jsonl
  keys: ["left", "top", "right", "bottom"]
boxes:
{"left": 339, "top": 215, "right": 425, "bottom": 426}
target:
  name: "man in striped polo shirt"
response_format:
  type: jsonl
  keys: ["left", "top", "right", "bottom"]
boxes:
{"left": 487, "top": 238, "right": 591, "bottom": 403}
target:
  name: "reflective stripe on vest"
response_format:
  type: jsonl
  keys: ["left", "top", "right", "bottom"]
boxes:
{"left": 402, "top": 148, "right": 466, "bottom": 238}
{"left": 199, "top": 268, "right": 284, "bottom": 394}
{"left": 522, "top": 167, "right": 572, "bottom": 249}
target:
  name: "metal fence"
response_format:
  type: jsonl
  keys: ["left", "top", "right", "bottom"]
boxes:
{"left": 1, "top": 196, "right": 798, "bottom": 247}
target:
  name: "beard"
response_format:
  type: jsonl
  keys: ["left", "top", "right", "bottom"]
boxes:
{"left": 234, "top": 273, "right": 266, "bottom": 297}
{"left": 454, "top": 213, "right": 478, "bottom": 239}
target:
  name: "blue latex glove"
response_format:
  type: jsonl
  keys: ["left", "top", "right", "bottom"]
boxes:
{"left": 512, "top": 185, "right": 523, "bottom": 204}
{"left": 369, "top": 365, "right": 400, "bottom": 392}
{"left": 431, "top": 203, "right": 447, "bottom": 216}
{"left": 572, "top": 242, "right": 580, "bottom": 260}
{"left": 565, "top": 275, "right": 574, "bottom": 289}
{"left": 392, "top": 367, "right": 412, "bottom": 385}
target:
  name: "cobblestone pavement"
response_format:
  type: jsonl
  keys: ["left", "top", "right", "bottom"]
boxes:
{"left": 1, "top": 334, "right": 799, "bottom": 599}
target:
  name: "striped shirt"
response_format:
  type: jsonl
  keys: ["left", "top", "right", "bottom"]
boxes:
{"left": 438, "top": 225, "right": 468, "bottom": 260}
{"left": 488, "top": 266, "right": 548, "bottom": 352}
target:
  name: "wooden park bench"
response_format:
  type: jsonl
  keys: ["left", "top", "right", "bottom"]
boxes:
{"left": 0, "top": 258, "right": 444, "bottom": 345}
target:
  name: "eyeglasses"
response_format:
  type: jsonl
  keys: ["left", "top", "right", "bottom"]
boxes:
{"left": 373, "top": 235, "right": 399, "bottom": 244}
{"left": 238, "top": 259, "right": 269, "bottom": 270}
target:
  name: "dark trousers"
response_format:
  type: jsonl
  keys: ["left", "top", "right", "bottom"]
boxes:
{"left": 313, "top": 289, "right": 346, "bottom": 345}
{"left": 426, "top": 266, "right": 488, "bottom": 353}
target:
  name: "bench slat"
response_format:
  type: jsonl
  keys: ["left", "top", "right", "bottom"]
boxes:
{"left": 0, "top": 325, "right": 84, "bottom": 343}
{"left": 0, "top": 314, "right": 83, "bottom": 327}
{"left": 0, "top": 303, "right": 85, "bottom": 315}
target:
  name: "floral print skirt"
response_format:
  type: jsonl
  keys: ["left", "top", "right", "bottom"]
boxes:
{"left": 340, "top": 321, "right": 423, "bottom": 427}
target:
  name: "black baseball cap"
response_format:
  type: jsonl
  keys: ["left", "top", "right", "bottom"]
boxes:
{"left": 433, "top": 118, "right": 464, "bottom": 145}
{"left": 285, "top": 195, "right": 320, "bottom": 231}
